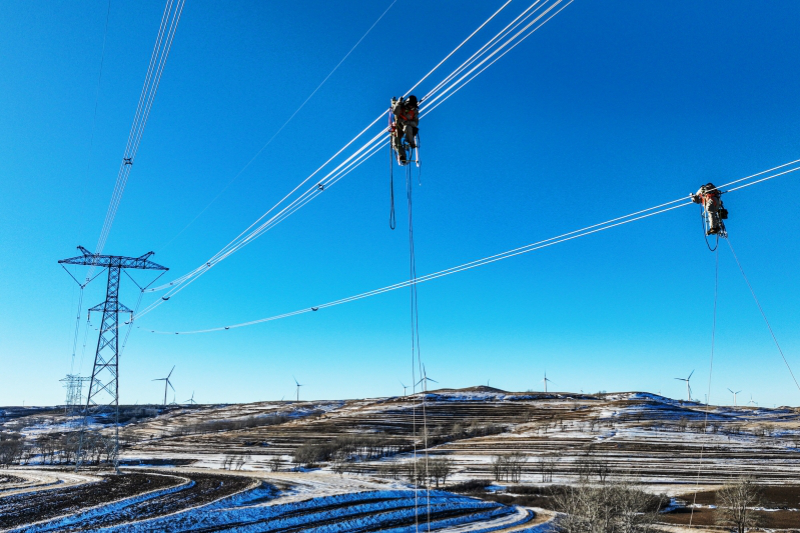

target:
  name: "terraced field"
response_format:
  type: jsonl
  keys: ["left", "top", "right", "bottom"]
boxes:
{"left": 3, "top": 388, "right": 799, "bottom": 530}
{"left": 0, "top": 469, "right": 543, "bottom": 532}
{"left": 123, "top": 389, "right": 800, "bottom": 486}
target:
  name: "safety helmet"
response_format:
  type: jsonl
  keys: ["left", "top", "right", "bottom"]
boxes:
{"left": 406, "top": 95, "right": 418, "bottom": 106}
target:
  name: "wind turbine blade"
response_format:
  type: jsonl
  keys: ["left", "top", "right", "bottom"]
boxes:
{"left": 688, "top": 370, "right": 694, "bottom": 380}
{"left": 428, "top": 378, "right": 439, "bottom": 383}
{"left": 293, "top": 376, "right": 299, "bottom": 386}
{"left": 728, "top": 388, "right": 733, "bottom": 394}
{"left": 168, "top": 365, "right": 175, "bottom": 379}
{"left": 168, "top": 381, "right": 175, "bottom": 392}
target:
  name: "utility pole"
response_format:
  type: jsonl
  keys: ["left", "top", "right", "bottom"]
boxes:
{"left": 59, "top": 246, "right": 167, "bottom": 472}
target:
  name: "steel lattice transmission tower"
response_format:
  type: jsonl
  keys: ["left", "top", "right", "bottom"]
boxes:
{"left": 59, "top": 246, "right": 167, "bottom": 471}
{"left": 60, "top": 374, "right": 91, "bottom": 415}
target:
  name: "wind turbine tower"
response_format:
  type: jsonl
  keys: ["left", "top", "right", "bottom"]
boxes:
{"left": 542, "top": 372, "right": 552, "bottom": 393}
{"left": 293, "top": 376, "right": 304, "bottom": 402}
{"left": 153, "top": 366, "right": 176, "bottom": 406}
{"left": 674, "top": 370, "right": 694, "bottom": 401}
{"left": 415, "top": 364, "right": 438, "bottom": 392}
{"left": 727, "top": 388, "right": 742, "bottom": 407}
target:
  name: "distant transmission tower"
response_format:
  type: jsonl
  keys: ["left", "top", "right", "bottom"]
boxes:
{"left": 60, "top": 374, "right": 91, "bottom": 415}
{"left": 59, "top": 246, "right": 167, "bottom": 472}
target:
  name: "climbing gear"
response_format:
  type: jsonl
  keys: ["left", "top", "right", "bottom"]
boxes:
{"left": 691, "top": 183, "right": 727, "bottom": 249}
{"left": 388, "top": 96, "right": 422, "bottom": 229}
{"left": 390, "top": 96, "right": 420, "bottom": 167}
{"left": 388, "top": 140, "right": 396, "bottom": 230}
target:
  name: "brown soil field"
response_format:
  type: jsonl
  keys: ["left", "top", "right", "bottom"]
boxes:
{"left": 0, "top": 471, "right": 181, "bottom": 529}
{"left": 661, "top": 484, "right": 800, "bottom": 529}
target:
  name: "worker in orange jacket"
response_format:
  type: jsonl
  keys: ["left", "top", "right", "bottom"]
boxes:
{"left": 691, "top": 183, "right": 725, "bottom": 235}
{"left": 391, "top": 95, "right": 419, "bottom": 164}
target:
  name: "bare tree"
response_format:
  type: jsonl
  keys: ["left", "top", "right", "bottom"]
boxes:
{"left": 428, "top": 457, "right": 453, "bottom": 487}
{"left": 268, "top": 456, "right": 282, "bottom": 472}
{"left": 506, "top": 452, "right": 527, "bottom": 483}
{"left": 0, "top": 433, "right": 24, "bottom": 468}
{"left": 492, "top": 452, "right": 527, "bottom": 482}
{"left": 576, "top": 455, "right": 594, "bottom": 483}
{"left": 554, "top": 479, "right": 664, "bottom": 533}
{"left": 594, "top": 457, "right": 612, "bottom": 483}
{"left": 715, "top": 477, "right": 762, "bottom": 533}
{"left": 614, "top": 480, "right": 663, "bottom": 533}
{"left": 492, "top": 455, "right": 507, "bottom": 481}
{"left": 404, "top": 459, "right": 426, "bottom": 486}
{"left": 222, "top": 454, "right": 234, "bottom": 470}
{"left": 539, "top": 453, "right": 558, "bottom": 482}
{"left": 36, "top": 434, "right": 58, "bottom": 464}
{"left": 376, "top": 462, "right": 398, "bottom": 479}
{"left": 331, "top": 452, "right": 347, "bottom": 476}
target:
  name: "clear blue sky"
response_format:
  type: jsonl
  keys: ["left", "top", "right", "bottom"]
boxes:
{"left": 1, "top": 1, "right": 799, "bottom": 407}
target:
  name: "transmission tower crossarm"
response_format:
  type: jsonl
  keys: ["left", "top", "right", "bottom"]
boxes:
{"left": 59, "top": 246, "right": 168, "bottom": 271}
{"left": 89, "top": 301, "right": 133, "bottom": 314}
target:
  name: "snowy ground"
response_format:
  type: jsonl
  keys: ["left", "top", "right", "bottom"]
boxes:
{"left": 2, "top": 388, "right": 799, "bottom": 530}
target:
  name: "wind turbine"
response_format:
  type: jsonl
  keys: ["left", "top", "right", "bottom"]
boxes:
{"left": 542, "top": 371, "right": 552, "bottom": 393}
{"left": 674, "top": 370, "right": 694, "bottom": 401}
{"left": 748, "top": 394, "right": 758, "bottom": 407}
{"left": 293, "top": 376, "right": 304, "bottom": 402}
{"left": 399, "top": 381, "right": 409, "bottom": 396}
{"left": 152, "top": 366, "right": 175, "bottom": 406}
{"left": 415, "top": 364, "right": 438, "bottom": 392}
{"left": 186, "top": 391, "right": 197, "bottom": 405}
{"left": 727, "top": 388, "right": 742, "bottom": 407}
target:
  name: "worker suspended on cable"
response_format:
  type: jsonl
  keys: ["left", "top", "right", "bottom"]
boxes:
{"left": 391, "top": 95, "right": 419, "bottom": 164}
{"left": 690, "top": 183, "right": 728, "bottom": 236}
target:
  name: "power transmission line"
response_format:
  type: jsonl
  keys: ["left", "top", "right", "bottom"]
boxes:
{"left": 138, "top": 0, "right": 572, "bottom": 316}
{"left": 142, "top": 160, "right": 800, "bottom": 334}
{"left": 92, "top": 0, "right": 186, "bottom": 264}
{"left": 156, "top": 0, "right": 401, "bottom": 253}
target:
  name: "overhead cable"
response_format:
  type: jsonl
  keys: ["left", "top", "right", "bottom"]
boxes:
{"left": 142, "top": 0, "right": 571, "bottom": 309}
{"left": 66, "top": 0, "right": 111, "bottom": 376}
{"left": 727, "top": 238, "right": 800, "bottom": 394}
{"left": 689, "top": 248, "right": 719, "bottom": 527}
{"left": 143, "top": 160, "right": 800, "bottom": 334}
{"left": 92, "top": 0, "right": 186, "bottom": 264}
{"left": 156, "top": 0, "right": 400, "bottom": 253}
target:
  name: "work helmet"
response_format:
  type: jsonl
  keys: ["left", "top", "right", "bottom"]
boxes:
{"left": 406, "top": 95, "right": 418, "bottom": 106}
